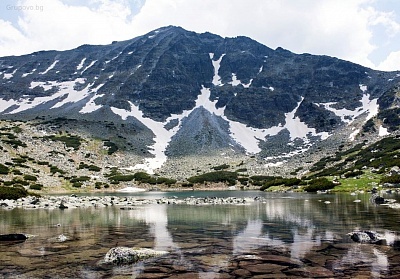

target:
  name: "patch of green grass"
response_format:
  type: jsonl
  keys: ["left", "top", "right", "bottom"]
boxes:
{"left": 331, "top": 171, "right": 381, "bottom": 192}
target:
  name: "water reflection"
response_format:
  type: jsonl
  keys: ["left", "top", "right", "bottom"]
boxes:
{"left": 128, "top": 204, "right": 178, "bottom": 251}
{"left": 1, "top": 192, "right": 400, "bottom": 278}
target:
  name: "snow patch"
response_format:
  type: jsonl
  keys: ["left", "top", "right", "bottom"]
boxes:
{"left": 116, "top": 186, "right": 145, "bottom": 192}
{"left": 50, "top": 78, "right": 89, "bottom": 108}
{"left": 349, "top": 128, "right": 360, "bottom": 141}
{"left": 3, "top": 69, "right": 17, "bottom": 79}
{"left": 0, "top": 99, "right": 18, "bottom": 113}
{"left": 317, "top": 94, "right": 378, "bottom": 124}
{"left": 81, "top": 60, "right": 97, "bottom": 74}
{"left": 359, "top": 84, "right": 367, "bottom": 93}
{"left": 379, "top": 125, "right": 389, "bottom": 136}
{"left": 210, "top": 53, "right": 225, "bottom": 86}
{"left": 284, "top": 97, "right": 330, "bottom": 141}
{"left": 79, "top": 94, "right": 104, "bottom": 114}
{"left": 29, "top": 81, "right": 58, "bottom": 91}
{"left": 230, "top": 73, "right": 241, "bottom": 86}
{"left": 229, "top": 73, "right": 252, "bottom": 88}
{"left": 76, "top": 58, "right": 86, "bottom": 70}
{"left": 22, "top": 68, "right": 36, "bottom": 77}
{"left": 40, "top": 60, "right": 59, "bottom": 75}
{"left": 263, "top": 86, "right": 274, "bottom": 91}
{"left": 3, "top": 78, "right": 93, "bottom": 114}
{"left": 265, "top": 161, "right": 284, "bottom": 167}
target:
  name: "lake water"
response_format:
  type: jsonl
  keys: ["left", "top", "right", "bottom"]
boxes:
{"left": 1, "top": 191, "right": 400, "bottom": 278}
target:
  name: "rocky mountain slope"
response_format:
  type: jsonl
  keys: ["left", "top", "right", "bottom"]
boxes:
{"left": 0, "top": 26, "right": 400, "bottom": 179}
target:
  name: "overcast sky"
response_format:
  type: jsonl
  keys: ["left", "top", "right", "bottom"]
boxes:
{"left": 0, "top": 0, "right": 399, "bottom": 71}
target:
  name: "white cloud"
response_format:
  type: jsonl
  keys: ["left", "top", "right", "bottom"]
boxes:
{"left": 0, "top": 19, "right": 29, "bottom": 55}
{"left": 0, "top": 0, "right": 399, "bottom": 70}
{"left": 0, "top": 0, "right": 139, "bottom": 55}
{"left": 377, "top": 50, "right": 400, "bottom": 71}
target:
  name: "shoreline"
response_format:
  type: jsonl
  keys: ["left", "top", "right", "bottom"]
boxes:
{"left": 38, "top": 183, "right": 262, "bottom": 195}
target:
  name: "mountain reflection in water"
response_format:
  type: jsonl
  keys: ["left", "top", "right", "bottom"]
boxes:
{"left": 1, "top": 191, "right": 400, "bottom": 278}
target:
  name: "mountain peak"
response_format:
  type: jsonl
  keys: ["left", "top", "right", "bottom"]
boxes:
{"left": 0, "top": 26, "right": 399, "bottom": 174}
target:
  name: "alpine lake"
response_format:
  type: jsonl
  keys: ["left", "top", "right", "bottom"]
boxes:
{"left": 1, "top": 190, "right": 400, "bottom": 279}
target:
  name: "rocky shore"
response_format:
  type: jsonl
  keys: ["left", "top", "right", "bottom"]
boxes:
{"left": 0, "top": 194, "right": 265, "bottom": 210}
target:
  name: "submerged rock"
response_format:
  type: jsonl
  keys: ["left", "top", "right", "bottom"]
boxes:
{"left": 0, "top": 233, "right": 28, "bottom": 242}
{"left": 104, "top": 247, "right": 169, "bottom": 265}
{"left": 347, "top": 230, "right": 384, "bottom": 244}
{"left": 370, "top": 195, "right": 386, "bottom": 205}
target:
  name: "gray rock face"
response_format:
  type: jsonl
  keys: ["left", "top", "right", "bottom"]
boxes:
{"left": 104, "top": 247, "right": 169, "bottom": 265}
{"left": 166, "top": 107, "right": 244, "bottom": 156}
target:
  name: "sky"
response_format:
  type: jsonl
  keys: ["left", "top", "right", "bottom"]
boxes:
{"left": 0, "top": 0, "right": 399, "bottom": 71}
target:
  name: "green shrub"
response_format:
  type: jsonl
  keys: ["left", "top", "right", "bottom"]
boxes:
{"left": 30, "top": 184, "right": 43, "bottom": 190}
{"left": 88, "top": 165, "right": 101, "bottom": 172}
{"left": 304, "top": 178, "right": 335, "bottom": 192}
{"left": 181, "top": 182, "right": 194, "bottom": 188}
{"left": 77, "top": 162, "right": 101, "bottom": 171}
{"left": 0, "top": 186, "right": 28, "bottom": 200}
{"left": 260, "top": 178, "right": 301, "bottom": 191}
{"left": 3, "top": 139, "right": 27, "bottom": 148}
{"left": 24, "top": 174, "right": 38, "bottom": 181}
{"left": 70, "top": 176, "right": 90, "bottom": 183}
{"left": 188, "top": 171, "right": 238, "bottom": 186}
{"left": 103, "top": 140, "right": 118, "bottom": 155}
{"left": 10, "top": 179, "right": 29, "bottom": 186}
{"left": 236, "top": 168, "right": 248, "bottom": 172}
{"left": 212, "top": 164, "right": 230, "bottom": 171}
{"left": 249, "top": 175, "right": 282, "bottom": 186}
{"left": 0, "top": 164, "right": 9, "bottom": 175}
{"left": 155, "top": 177, "right": 177, "bottom": 185}
{"left": 133, "top": 172, "right": 151, "bottom": 181}
{"left": 12, "top": 169, "right": 22, "bottom": 175}
{"left": 50, "top": 165, "right": 65, "bottom": 175}
{"left": 11, "top": 158, "right": 27, "bottom": 164}
{"left": 343, "top": 170, "right": 363, "bottom": 178}
{"left": 109, "top": 174, "right": 135, "bottom": 182}
{"left": 381, "top": 174, "right": 400, "bottom": 185}
{"left": 44, "top": 134, "right": 82, "bottom": 150}
{"left": 72, "top": 182, "right": 82, "bottom": 188}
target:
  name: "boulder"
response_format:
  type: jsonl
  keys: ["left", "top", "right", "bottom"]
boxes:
{"left": 347, "top": 230, "right": 384, "bottom": 244}
{"left": 104, "top": 247, "right": 169, "bottom": 265}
